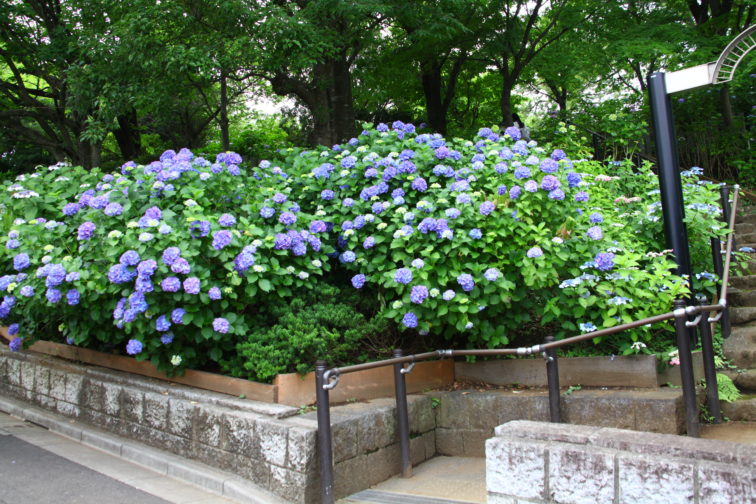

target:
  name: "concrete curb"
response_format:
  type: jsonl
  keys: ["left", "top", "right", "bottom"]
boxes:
{"left": 0, "top": 395, "right": 288, "bottom": 504}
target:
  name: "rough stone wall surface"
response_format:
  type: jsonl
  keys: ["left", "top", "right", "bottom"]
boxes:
{"left": 0, "top": 349, "right": 436, "bottom": 503}
{"left": 486, "top": 420, "right": 755, "bottom": 504}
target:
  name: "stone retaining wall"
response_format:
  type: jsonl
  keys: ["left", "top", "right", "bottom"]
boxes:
{"left": 0, "top": 349, "right": 436, "bottom": 503}
{"left": 486, "top": 420, "right": 755, "bottom": 503}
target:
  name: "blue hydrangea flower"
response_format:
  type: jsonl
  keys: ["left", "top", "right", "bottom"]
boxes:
{"left": 548, "top": 189, "right": 565, "bottom": 200}
{"left": 213, "top": 317, "right": 230, "bottom": 333}
{"left": 574, "top": 191, "right": 589, "bottom": 202}
{"left": 508, "top": 186, "right": 521, "bottom": 200}
{"left": 411, "top": 258, "right": 425, "bottom": 269}
{"left": 410, "top": 285, "right": 429, "bottom": 304}
{"left": 162, "top": 247, "right": 181, "bottom": 266}
{"left": 104, "top": 202, "right": 123, "bottom": 216}
{"left": 363, "top": 236, "right": 375, "bottom": 249}
{"left": 589, "top": 213, "right": 603, "bottom": 223}
{"left": 469, "top": 228, "right": 482, "bottom": 240}
{"left": 279, "top": 212, "right": 297, "bottom": 226}
{"left": 339, "top": 251, "right": 356, "bottom": 263}
{"left": 504, "top": 126, "right": 521, "bottom": 141}
{"left": 579, "top": 322, "right": 597, "bottom": 333}
{"left": 587, "top": 226, "right": 603, "bottom": 240}
{"left": 156, "top": 315, "right": 171, "bottom": 332}
{"left": 402, "top": 311, "right": 418, "bottom": 328}
{"left": 484, "top": 268, "right": 500, "bottom": 281}
{"left": 274, "top": 233, "right": 292, "bottom": 250}
{"left": 479, "top": 201, "right": 495, "bottom": 216}
{"left": 540, "top": 175, "right": 560, "bottom": 192}
{"left": 120, "top": 250, "right": 140, "bottom": 267}
{"left": 77, "top": 222, "right": 96, "bottom": 240}
{"left": 411, "top": 177, "right": 427, "bottom": 192}
{"left": 212, "top": 230, "right": 233, "bottom": 250}
{"left": 260, "top": 207, "right": 275, "bottom": 218}
{"left": 272, "top": 193, "right": 287, "bottom": 204}
{"left": 46, "top": 288, "right": 62, "bottom": 304}
{"left": 442, "top": 290, "right": 456, "bottom": 301}
{"left": 19, "top": 285, "right": 34, "bottom": 297}
{"left": 526, "top": 247, "right": 543, "bottom": 258}
{"left": 341, "top": 156, "right": 357, "bottom": 169}
{"left": 183, "top": 277, "right": 201, "bottom": 294}
{"left": 108, "top": 264, "right": 134, "bottom": 284}
{"left": 8, "top": 323, "right": 19, "bottom": 335}
{"left": 160, "top": 332, "right": 174, "bottom": 344}
{"left": 126, "top": 339, "right": 143, "bottom": 355}
{"left": 171, "top": 308, "right": 186, "bottom": 324}
{"left": 321, "top": 190, "right": 335, "bottom": 201}
{"left": 171, "top": 258, "right": 191, "bottom": 274}
{"left": 208, "top": 287, "right": 222, "bottom": 300}
{"left": 351, "top": 274, "right": 366, "bottom": 289}
{"left": 343, "top": 198, "right": 354, "bottom": 207}
{"left": 9, "top": 336, "right": 22, "bottom": 352}
{"left": 62, "top": 203, "right": 80, "bottom": 216}
{"left": 567, "top": 172, "right": 582, "bottom": 188}
{"left": 395, "top": 268, "right": 413, "bottom": 285}
{"left": 551, "top": 149, "right": 567, "bottom": 160}
{"left": 219, "top": 214, "right": 236, "bottom": 227}
{"left": 189, "top": 220, "right": 211, "bottom": 238}
{"left": 161, "top": 277, "right": 181, "bottom": 292}
{"left": 524, "top": 180, "right": 538, "bottom": 192}
{"left": 457, "top": 273, "right": 474, "bottom": 292}
{"left": 540, "top": 158, "right": 559, "bottom": 174}
{"left": 6, "top": 239, "right": 19, "bottom": 250}
{"left": 137, "top": 260, "right": 157, "bottom": 277}
{"left": 456, "top": 193, "right": 472, "bottom": 205}
{"left": 595, "top": 252, "right": 615, "bottom": 271}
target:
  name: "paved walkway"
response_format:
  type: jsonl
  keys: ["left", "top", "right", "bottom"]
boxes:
{"left": 0, "top": 412, "right": 236, "bottom": 504}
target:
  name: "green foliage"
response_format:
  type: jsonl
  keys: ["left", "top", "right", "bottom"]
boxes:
{"left": 224, "top": 285, "right": 388, "bottom": 382}
{"left": 715, "top": 373, "right": 742, "bottom": 403}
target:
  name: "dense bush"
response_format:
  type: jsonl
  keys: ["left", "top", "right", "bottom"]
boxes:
{"left": 0, "top": 122, "right": 727, "bottom": 379}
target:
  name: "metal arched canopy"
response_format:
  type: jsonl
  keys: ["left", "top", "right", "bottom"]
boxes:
{"left": 665, "top": 24, "right": 755, "bottom": 94}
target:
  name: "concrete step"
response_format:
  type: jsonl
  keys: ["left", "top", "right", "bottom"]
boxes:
{"left": 720, "top": 369, "right": 756, "bottom": 394}
{"left": 735, "top": 213, "right": 756, "bottom": 225}
{"left": 730, "top": 307, "right": 756, "bottom": 324}
{"left": 721, "top": 397, "right": 756, "bottom": 422}
{"left": 735, "top": 222, "right": 756, "bottom": 235}
{"left": 738, "top": 233, "right": 756, "bottom": 244}
{"left": 723, "top": 325, "right": 756, "bottom": 368}
{"left": 731, "top": 275, "right": 756, "bottom": 290}
{"left": 728, "top": 288, "right": 756, "bottom": 307}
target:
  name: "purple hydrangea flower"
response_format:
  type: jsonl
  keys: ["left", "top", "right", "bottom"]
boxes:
{"left": 189, "top": 220, "right": 211, "bottom": 238}
{"left": 8, "top": 323, "right": 19, "bottom": 335}
{"left": 162, "top": 247, "right": 181, "bottom": 266}
{"left": 13, "top": 253, "right": 30, "bottom": 271}
{"left": 339, "top": 251, "right": 356, "bottom": 263}
{"left": 260, "top": 207, "right": 275, "bottom": 218}
{"left": 457, "top": 273, "right": 474, "bottom": 292}
{"left": 363, "top": 236, "right": 375, "bottom": 249}
{"left": 234, "top": 250, "right": 255, "bottom": 271}
{"left": 587, "top": 226, "right": 603, "bottom": 240}
{"left": 160, "top": 332, "right": 174, "bottom": 344}
{"left": 279, "top": 212, "right": 297, "bottom": 226}
{"left": 567, "top": 172, "right": 582, "bottom": 188}
{"left": 526, "top": 246, "right": 543, "bottom": 258}
{"left": 410, "top": 285, "right": 429, "bottom": 304}
{"left": 274, "top": 233, "right": 292, "bottom": 250}
{"left": 46, "top": 288, "right": 62, "bottom": 304}
{"left": 77, "top": 222, "right": 96, "bottom": 240}
{"left": 126, "top": 339, "right": 143, "bottom": 355}
{"left": 509, "top": 186, "right": 522, "bottom": 199}
{"left": 524, "top": 180, "right": 538, "bottom": 192}
{"left": 137, "top": 260, "right": 157, "bottom": 277}
{"left": 504, "top": 126, "right": 521, "bottom": 141}
{"left": 411, "top": 177, "right": 428, "bottom": 192}
{"left": 104, "top": 203, "right": 123, "bottom": 216}
{"left": 212, "top": 230, "right": 233, "bottom": 250}
{"left": 540, "top": 175, "right": 560, "bottom": 192}
{"left": 171, "top": 308, "right": 186, "bottom": 324}
{"left": 208, "top": 287, "right": 222, "bottom": 300}
{"left": 161, "top": 277, "right": 181, "bottom": 292}
{"left": 19, "top": 285, "right": 34, "bottom": 297}
{"left": 589, "top": 213, "right": 603, "bottom": 223}
{"left": 310, "top": 220, "right": 327, "bottom": 233}
{"left": 479, "top": 201, "right": 495, "bottom": 216}
{"left": 9, "top": 337, "right": 22, "bottom": 352}
{"left": 321, "top": 189, "right": 335, "bottom": 201}
{"left": 342, "top": 198, "right": 354, "bottom": 207}
{"left": 548, "top": 189, "right": 565, "bottom": 200}
{"left": 411, "top": 258, "right": 425, "bottom": 269}
{"left": 574, "top": 191, "right": 589, "bottom": 202}
{"left": 469, "top": 229, "right": 482, "bottom": 240}
{"left": 183, "top": 277, "right": 201, "bottom": 295}
{"left": 540, "top": 158, "right": 559, "bottom": 174}
{"left": 402, "top": 311, "right": 418, "bottom": 328}
{"left": 551, "top": 149, "right": 567, "bottom": 160}
{"left": 213, "top": 317, "right": 230, "bottom": 333}
{"left": 272, "top": 193, "right": 287, "bottom": 204}
{"left": 595, "top": 252, "right": 616, "bottom": 271}
{"left": 171, "top": 258, "right": 191, "bottom": 274}
{"left": 62, "top": 203, "right": 80, "bottom": 216}
{"left": 351, "top": 274, "right": 366, "bottom": 289}
{"left": 6, "top": 239, "right": 19, "bottom": 250}
{"left": 219, "top": 213, "right": 236, "bottom": 227}
{"left": 442, "top": 290, "right": 455, "bottom": 301}
{"left": 395, "top": 268, "right": 413, "bottom": 285}
{"left": 108, "top": 264, "right": 134, "bottom": 284}
{"left": 484, "top": 268, "right": 500, "bottom": 281}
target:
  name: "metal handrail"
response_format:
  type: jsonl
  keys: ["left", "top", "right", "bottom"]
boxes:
{"left": 315, "top": 185, "right": 741, "bottom": 504}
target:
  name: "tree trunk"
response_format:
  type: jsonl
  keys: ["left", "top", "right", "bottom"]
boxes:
{"left": 720, "top": 84, "right": 734, "bottom": 128}
{"left": 220, "top": 68, "right": 230, "bottom": 151}
{"left": 499, "top": 80, "right": 514, "bottom": 127}
{"left": 330, "top": 53, "right": 356, "bottom": 143}
{"left": 421, "top": 62, "right": 447, "bottom": 135}
{"left": 114, "top": 109, "right": 142, "bottom": 161}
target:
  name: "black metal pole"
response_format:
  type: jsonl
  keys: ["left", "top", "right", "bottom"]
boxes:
{"left": 392, "top": 349, "right": 412, "bottom": 478}
{"left": 648, "top": 74, "right": 695, "bottom": 288}
{"left": 711, "top": 236, "right": 732, "bottom": 338}
{"left": 316, "top": 361, "right": 335, "bottom": 504}
{"left": 718, "top": 185, "right": 733, "bottom": 338}
{"left": 673, "top": 300, "right": 700, "bottom": 437}
{"left": 697, "top": 299, "right": 722, "bottom": 424}
{"left": 545, "top": 336, "right": 561, "bottom": 423}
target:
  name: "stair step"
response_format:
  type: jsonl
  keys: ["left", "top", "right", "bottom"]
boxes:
{"left": 723, "top": 326, "right": 756, "bottom": 368}
{"left": 735, "top": 222, "right": 756, "bottom": 235}
{"left": 731, "top": 275, "right": 756, "bottom": 290}
{"left": 728, "top": 288, "right": 756, "bottom": 307}
{"left": 730, "top": 307, "right": 756, "bottom": 324}
{"left": 738, "top": 233, "right": 756, "bottom": 244}
{"left": 734, "top": 369, "right": 756, "bottom": 394}
{"left": 735, "top": 213, "right": 756, "bottom": 225}
{"left": 721, "top": 397, "right": 756, "bottom": 422}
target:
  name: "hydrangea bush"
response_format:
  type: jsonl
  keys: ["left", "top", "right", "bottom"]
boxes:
{"left": 0, "top": 123, "right": 726, "bottom": 378}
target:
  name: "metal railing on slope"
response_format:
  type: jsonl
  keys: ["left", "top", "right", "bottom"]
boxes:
{"left": 314, "top": 185, "right": 741, "bottom": 504}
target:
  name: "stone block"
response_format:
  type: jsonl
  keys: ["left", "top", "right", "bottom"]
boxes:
{"left": 618, "top": 453, "right": 695, "bottom": 504}
{"left": 194, "top": 404, "right": 223, "bottom": 447}
{"left": 698, "top": 461, "right": 756, "bottom": 504}
{"left": 56, "top": 400, "right": 80, "bottom": 418}
{"left": 35, "top": 394, "right": 56, "bottom": 410}
{"left": 495, "top": 420, "right": 599, "bottom": 445}
{"left": 101, "top": 382, "right": 121, "bottom": 417}
{"left": 33, "top": 365, "right": 50, "bottom": 396}
{"left": 20, "top": 361, "right": 35, "bottom": 394}
{"left": 5, "top": 358, "right": 20, "bottom": 386}
{"left": 486, "top": 436, "right": 547, "bottom": 501}
{"left": 49, "top": 369, "right": 67, "bottom": 400}
{"left": 142, "top": 391, "right": 169, "bottom": 431}
{"left": 81, "top": 379, "right": 105, "bottom": 413}
{"left": 120, "top": 387, "right": 144, "bottom": 423}
{"left": 190, "top": 442, "right": 235, "bottom": 473}
{"left": 144, "top": 426, "right": 192, "bottom": 457}
{"left": 167, "top": 398, "right": 194, "bottom": 439}
{"left": 234, "top": 455, "right": 270, "bottom": 489}
{"left": 256, "top": 418, "right": 289, "bottom": 467}
{"left": 462, "top": 429, "right": 491, "bottom": 457}
{"left": 269, "top": 465, "right": 308, "bottom": 504}
{"left": 548, "top": 443, "right": 615, "bottom": 504}
{"left": 64, "top": 373, "right": 84, "bottom": 405}
{"left": 287, "top": 425, "right": 317, "bottom": 472}
{"left": 355, "top": 405, "right": 395, "bottom": 453}
{"left": 436, "top": 427, "right": 463, "bottom": 456}
{"left": 331, "top": 416, "right": 358, "bottom": 463}
{"left": 408, "top": 395, "right": 435, "bottom": 433}
{"left": 221, "top": 412, "right": 259, "bottom": 457}
{"left": 563, "top": 392, "right": 636, "bottom": 431}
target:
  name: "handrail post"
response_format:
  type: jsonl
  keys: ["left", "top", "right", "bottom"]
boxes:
{"left": 393, "top": 349, "right": 413, "bottom": 478}
{"left": 711, "top": 236, "right": 732, "bottom": 338}
{"left": 697, "top": 299, "right": 722, "bottom": 423}
{"left": 545, "top": 336, "right": 562, "bottom": 423}
{"left": 673, "top": 300, "right": 700, "bottom": 437}
{"left": 316, "top": 361, "right": 335, "bottom": 504}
